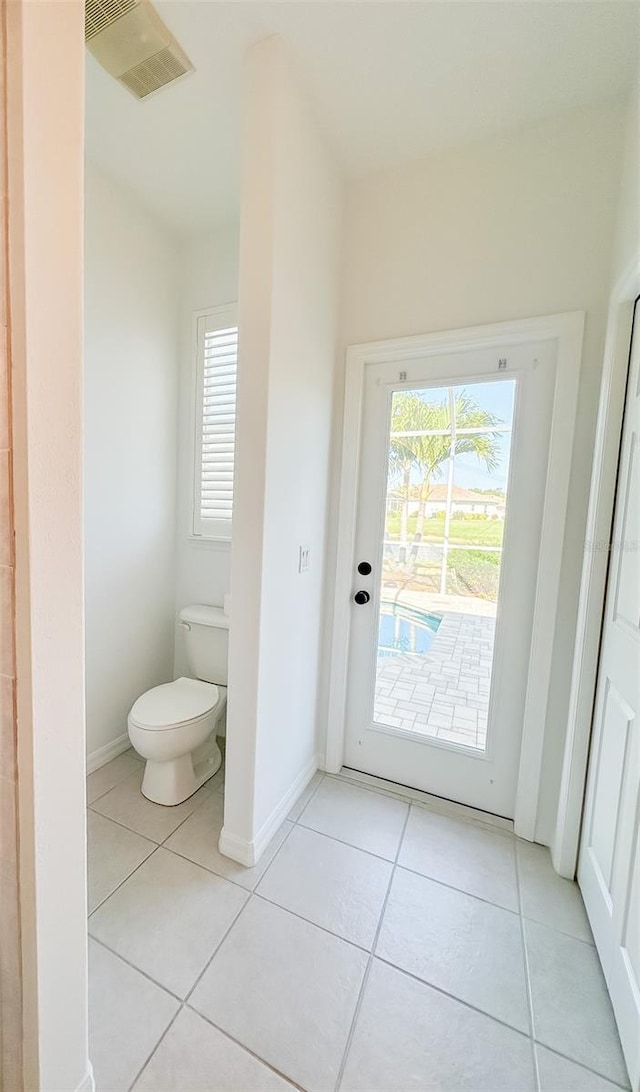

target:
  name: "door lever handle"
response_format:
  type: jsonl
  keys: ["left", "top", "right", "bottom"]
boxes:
{"left": 353, "top": 590, "right": 371, "bottom": 605}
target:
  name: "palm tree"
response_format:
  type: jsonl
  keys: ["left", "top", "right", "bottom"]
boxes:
{"left": 388, "top": 390, "right": 503, "bottom": 562}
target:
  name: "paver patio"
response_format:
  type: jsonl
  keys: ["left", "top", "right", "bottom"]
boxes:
{"left": 374, "top": 610, "right": 495, "bottom": 749}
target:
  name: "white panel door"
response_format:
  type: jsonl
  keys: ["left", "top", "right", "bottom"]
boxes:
{"left": 579, "top": 302, "right": 640, "bottom": 1090}
{"left": 344, "top": 339, "right": 557, "bottom": 817}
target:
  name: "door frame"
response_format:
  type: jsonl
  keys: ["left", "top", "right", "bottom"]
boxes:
{"left": 324, "top": 311, "right": 584, "bottom": 840}
{"left": 552, "top": 258, "right": 640, "bottom": 877}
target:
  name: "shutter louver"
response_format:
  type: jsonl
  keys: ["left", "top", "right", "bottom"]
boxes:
{"left": 194, "top": 317, "right": 238, "bottom": 535}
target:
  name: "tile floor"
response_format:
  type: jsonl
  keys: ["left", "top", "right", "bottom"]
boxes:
{"left": 375, "top": 611, "right": 494, "bottom": 749}
{"left": 87, "top": 752, "right": 630, "bottom": 1092}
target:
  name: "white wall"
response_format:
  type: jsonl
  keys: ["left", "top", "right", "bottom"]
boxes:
{"left": 611, "top": 84, "right": 639, "bottom": 282}
{"left": 173, "top": 223, "right": 239, "bottom": 678}
{"left": 222, "top": 38, "right": 343, "bottom": 863}
{"left": 7, "top": 2, "right": 90, "bottom": 1087}
{"left": 336, "top": 98, "right": 627, "bottom": 843}
{"left": 84, "top": 162, "right": 180, "bottom": 763}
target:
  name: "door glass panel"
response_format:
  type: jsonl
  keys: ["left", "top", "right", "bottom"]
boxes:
{"left": 375, "top": 378, "right": 515, "bottom": 751}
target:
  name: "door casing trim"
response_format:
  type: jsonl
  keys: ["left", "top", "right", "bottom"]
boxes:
{"left": 552, "top": 260, "right": 640, "bottom": 877}
{"left": 324, "top": 311, "right": 584, "bottom": 841}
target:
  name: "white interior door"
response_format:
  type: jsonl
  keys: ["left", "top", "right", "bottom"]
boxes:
{"left": 578, "top": 302, "right": 640, "bottom": 1090}
{"left": 344, "top": 339, "right": 558, "bottom": 817}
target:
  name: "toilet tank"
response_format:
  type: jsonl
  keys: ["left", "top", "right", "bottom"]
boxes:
{"left": 178, "top": 605, "right": 229, "bottom": 685}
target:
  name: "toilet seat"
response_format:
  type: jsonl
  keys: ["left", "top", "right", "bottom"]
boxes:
{"left": 128, "top": 677, "right": 225, "bottom": 732}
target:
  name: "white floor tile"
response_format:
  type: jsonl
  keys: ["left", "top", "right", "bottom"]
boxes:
{"left": 89, "top": 847, "right": 248, "bottom": 998}
{"left": 207, "top": 766, "right": 225, "bottom": 795}
{"left": 85, "top": 774, "right": 629, "bottom": 1092}
{"left": 91, "top": 767, "right": 213, "bottom": 843}
{"left": 87, "top": 750, "right": 142, "bottom": 805}
{"left": 341, "top": 959, "right": 536, "bottom": 1092}
{"left": 376, "top": 868, "right": 530, "bottom": 1032}
{"left": 399, "top": 805, "right": 518, "bottom": 911}
{"left": 299, "top": 777, "right": 408, "bottom": 860}
{"left": 87, "top": 810, "right": 156, "bottom": 913}
{"left": 165, "top": 792, "right": 291, "bottom": 890}
{"left": 89, "top": 939, "right": 179, "bottom": 1092}
{"left": 288, "top": 770, "right": 324, "bottom": 820}
{"left": 257, "top": 825, "right": 392, "bottom": 948}
{"left": 525, "top": 919, "right": 628, "bottom": 1085}
{"left": 191, "top": 897, "right": 368, "bottom": 1092}
{"left": 535, "top": 1045, "right": 628, "bottom": 1091}
{"left": 132, "top": 1007, "right": 295, "bottom": 1092}
{"left": 516, "top": 840, "right": 593, "bottom": 942}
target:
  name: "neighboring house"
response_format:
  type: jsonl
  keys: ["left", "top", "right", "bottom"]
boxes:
{"left": 422, "top": 484, "right": 506, "bottom": 517}
{"left": 389, "top": 484, "right": 506, "bottom": 518}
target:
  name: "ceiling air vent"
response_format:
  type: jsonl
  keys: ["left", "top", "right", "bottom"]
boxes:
{"left": 85, "top": 0, "right": 194, "bottom": 100}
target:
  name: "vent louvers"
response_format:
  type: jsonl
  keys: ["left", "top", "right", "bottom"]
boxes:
{"left": 119, "top": 48, "right": 189, "bottom": 99}
{"left": 85, "top": 0, "right": 193, "bottom": 101}
{"left": 85, "top": 0, "right": 137, "bottom": 41}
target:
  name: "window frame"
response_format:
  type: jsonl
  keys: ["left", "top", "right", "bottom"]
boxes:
{"left": 191, "top": 302, "right": 238, "bottom": 541}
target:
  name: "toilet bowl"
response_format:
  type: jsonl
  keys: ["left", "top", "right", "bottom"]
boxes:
{"left": 128, "top": 677, "right": 226, "bottom": 805}
{"left": 127, "top": 605, "right": 230, "bottom": 806}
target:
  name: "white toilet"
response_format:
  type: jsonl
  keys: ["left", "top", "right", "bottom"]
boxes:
{"left": 128, "top": 604, "right": 229, "bottom": 806}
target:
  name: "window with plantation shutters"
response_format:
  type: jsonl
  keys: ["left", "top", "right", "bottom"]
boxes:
{"left": 193, "top": 306, "right": 238, "bottom": 538}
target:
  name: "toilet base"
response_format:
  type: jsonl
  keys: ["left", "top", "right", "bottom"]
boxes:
{"left": 141, "top": 738, "right": 222, "bottom": 806}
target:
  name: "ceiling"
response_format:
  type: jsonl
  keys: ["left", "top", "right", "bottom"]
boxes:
{"left": 85, "top": 1, "right": 639, "bottom": 237}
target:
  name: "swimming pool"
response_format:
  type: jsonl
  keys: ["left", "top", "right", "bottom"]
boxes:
{"left": 378, "top": 603, "right": 442, "bottom": 657}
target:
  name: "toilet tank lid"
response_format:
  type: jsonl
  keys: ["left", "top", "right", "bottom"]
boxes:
{"left": 179, "top": 604, "right": 230, "bottom": 630}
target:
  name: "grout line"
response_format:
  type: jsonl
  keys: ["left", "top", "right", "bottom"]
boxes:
{"left": 160, "top": 813, "right": 295, "bottom": 896}
{"left": 181, "top": 889, "right": 253, "bottom": 1007}
{"left": 247, "top": 816, "right": 297, "bottom": 891}
{"left": 88, "top": 792, "right": 292, "bottom": 920}
{"left": 373, "top": 954, "right": 533, "bottom": 1043}
{"left": 249, "top": 890, "right": 372, "bottom": 956}
{"left": 88, "top": 783, "right": 216, "bottom": 846}
{"left": 334, "top": 958, "right": 374, "bottom": 1092}
{"left": 514, "top": 839, "right": 540, "bottom": 1091}
{"left": 88, "top": 843, "right": 161, "bottom": 918}
{"left": 531, "top": 1043, "right": 631, "bottom": 1092}
{"left": 333, "top": 800, "right": 412, "bottom": 1092}
{"left": 292, "top": 814, "right": 523, "bottom": 918}
{"left": 88, "top": 798, "right": 239, "bottom": 921}
{"left": 157, "top": 784, "right": 221, "bottom": 847}
{"left": 391, "top": 860, "right": 522, "bottom": 917}
{"left": 87, "top": 806, "right": 164, "bottom": 845}
{"left": 126, "top": 1005, "right": 183, "bottom": 1092}
{"left": 86, "top": 808, "right": 155, "bottom": 844}
{"left": 88, "top": 933, "right": 184, "bottom": 1003}
{"left": 520, "top": 910, "right": 596, "bottom": 948}
{"left": 185, "top": 1004, "right": 308, "bottom": 1092}
{"left": 86, "top": 762, "right": 145, "bottom": 807}
{"left": 294, "top": 817, "right": 403, "bottom": 864}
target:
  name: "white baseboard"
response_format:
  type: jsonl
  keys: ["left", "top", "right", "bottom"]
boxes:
{"left": 219, "top": 754, "right": 319, "bottom": 867}
{"left": 76, "top": 1062, "right": 95, "bottom": 1092}
{"left": 86, "top": 732, "right": 131, "bottom": 775}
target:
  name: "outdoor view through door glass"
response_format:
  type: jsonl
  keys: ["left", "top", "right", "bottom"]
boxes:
{"left": 375, "top": 378, "right": 516, "bottom": 751}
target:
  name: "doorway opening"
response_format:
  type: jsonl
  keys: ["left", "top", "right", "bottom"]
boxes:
{"left": 330, "top": 315, "right": 583, "bottom": 825}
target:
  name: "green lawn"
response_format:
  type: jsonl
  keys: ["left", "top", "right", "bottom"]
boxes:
{"left": 385, "top": 513, "right": 504, "bottom": 547}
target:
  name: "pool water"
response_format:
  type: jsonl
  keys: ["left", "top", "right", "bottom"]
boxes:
{"left": 378, "top": 605, "right": 442, "bottom": 657}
